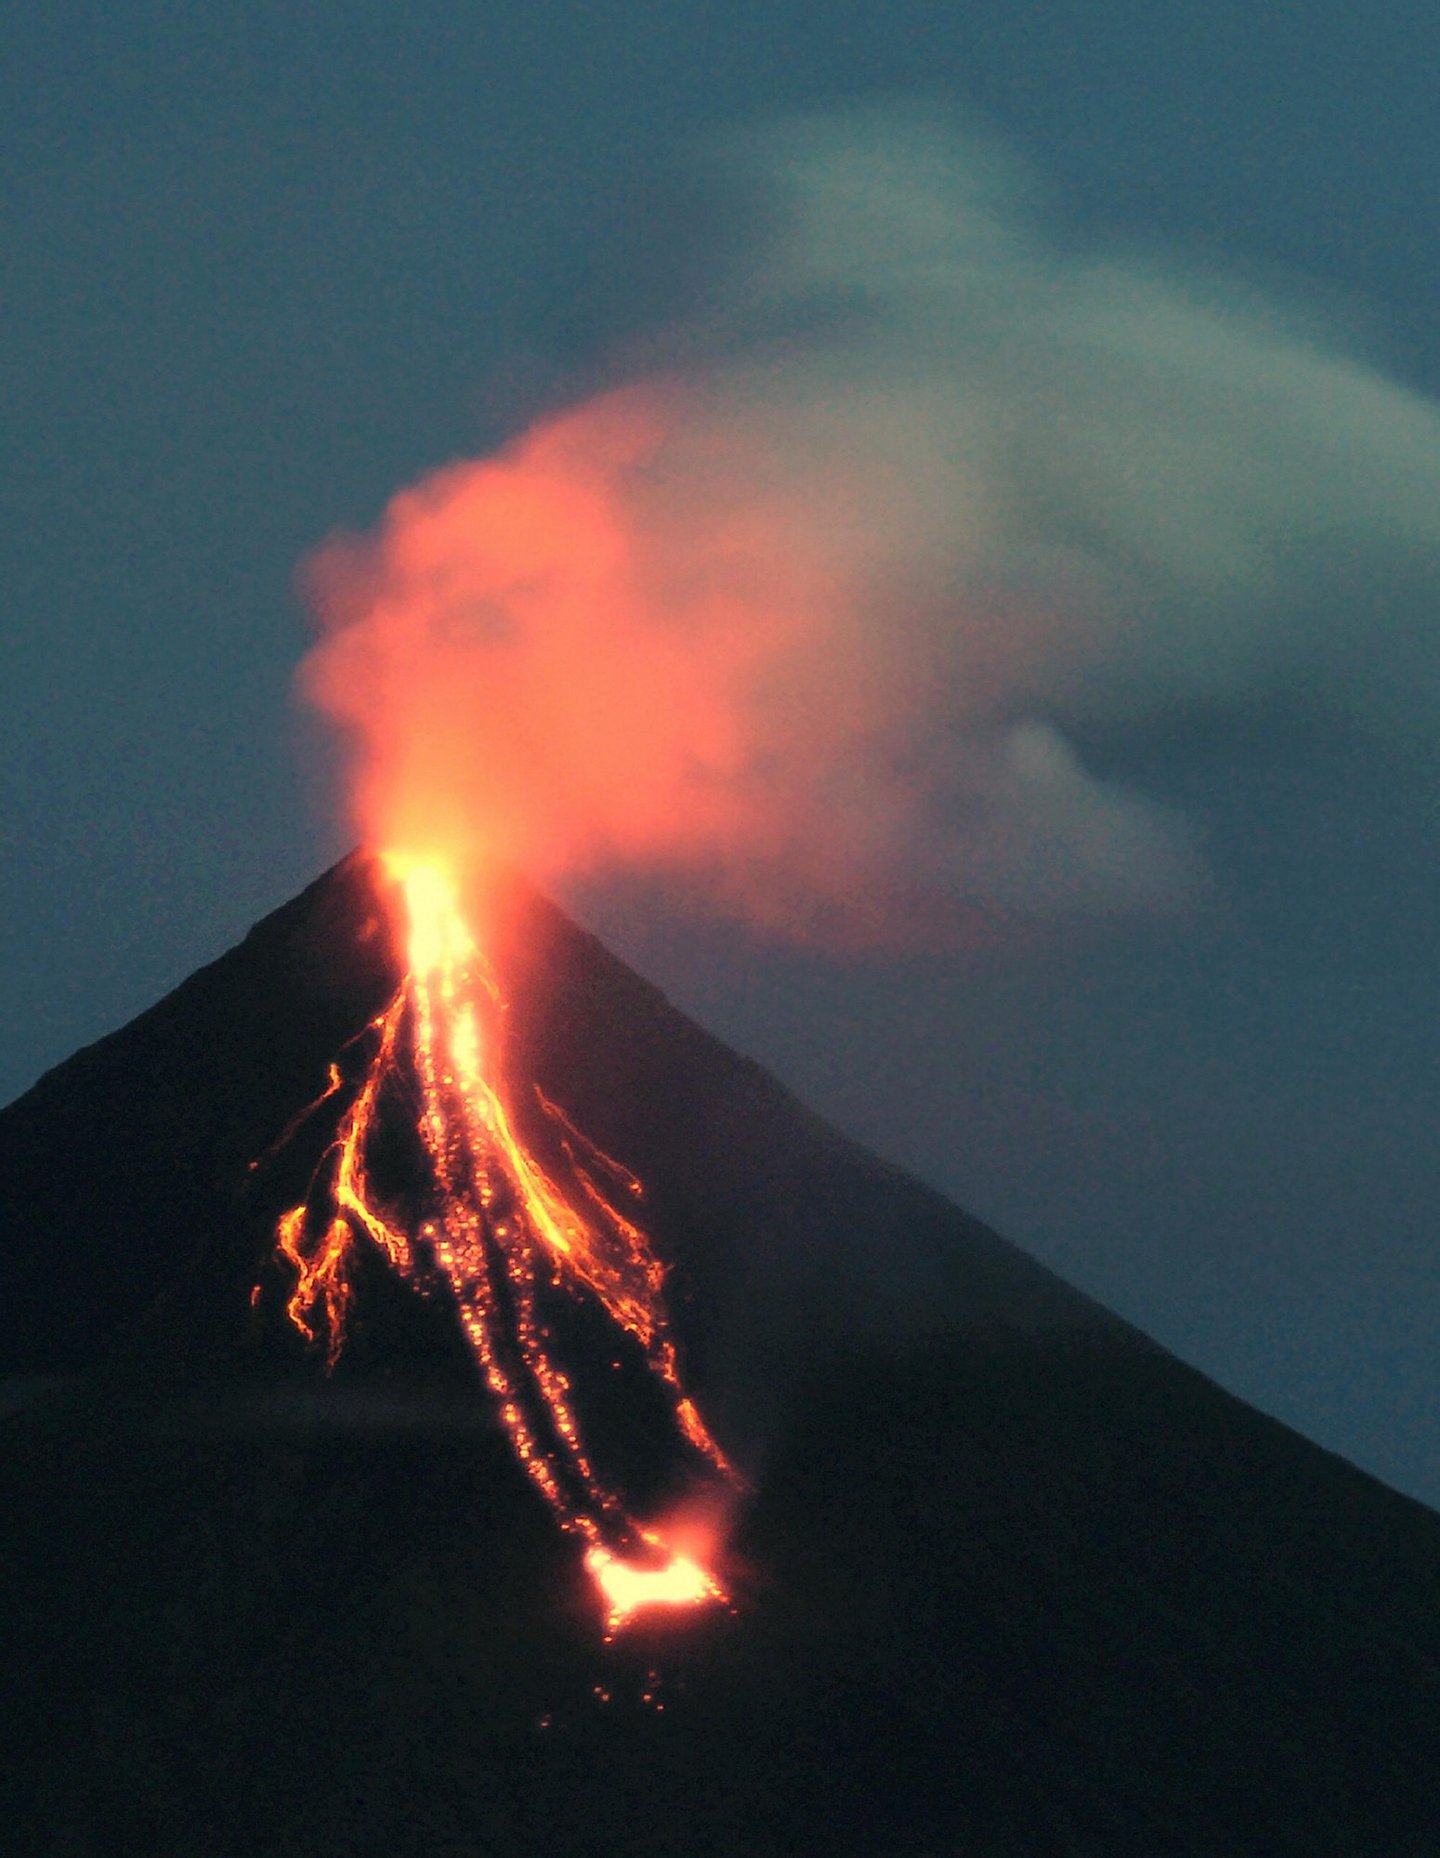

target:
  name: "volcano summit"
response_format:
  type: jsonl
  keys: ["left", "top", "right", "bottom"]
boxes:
{"left": 2, "top": 853, "right": 1437, "bottom": 1856}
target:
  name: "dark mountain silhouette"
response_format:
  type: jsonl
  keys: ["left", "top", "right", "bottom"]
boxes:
{"left": 2, "top": 852, "right": 1437, "bottom": 1856}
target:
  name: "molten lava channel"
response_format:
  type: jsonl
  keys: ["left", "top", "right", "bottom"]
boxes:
{"left": 269, "top": 856, "right": 734, "bottom": 1632}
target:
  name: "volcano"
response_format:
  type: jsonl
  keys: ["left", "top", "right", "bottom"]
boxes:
{"left": 2, "top": 853, "right": 1437, "bottom": 1856}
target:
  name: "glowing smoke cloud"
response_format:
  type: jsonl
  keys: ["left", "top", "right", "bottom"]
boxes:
{"left": 301, "top": 105, "right": 1440, "bottom": 946}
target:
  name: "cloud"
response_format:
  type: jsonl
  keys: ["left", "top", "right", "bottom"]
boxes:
{"left": 300, "top": 104, "right": 1440, "bottom": 947}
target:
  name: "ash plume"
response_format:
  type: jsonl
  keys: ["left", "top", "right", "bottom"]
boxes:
{"left": 301, "top": 104, "right": 1440, "bottom": 946}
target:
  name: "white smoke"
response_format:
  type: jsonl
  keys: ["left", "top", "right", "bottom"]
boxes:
{"left": 621, "top": 103, "right": 1440, "bottom": 923}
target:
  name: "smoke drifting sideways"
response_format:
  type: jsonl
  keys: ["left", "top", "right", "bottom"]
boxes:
{"left": 300, "top": 105, "right": 1440, "bottom": 950}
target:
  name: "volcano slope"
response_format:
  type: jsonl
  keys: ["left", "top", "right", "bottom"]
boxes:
{"left": 2, "top": 853, "right": 1437, "bottom": 1857}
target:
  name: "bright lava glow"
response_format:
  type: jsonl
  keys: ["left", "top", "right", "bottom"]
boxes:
{"left": 584, "top": 1544, "right": 724, "bottom": 1637}
{"left": 268, "top": 855, "right": 735, "bottom": 1630}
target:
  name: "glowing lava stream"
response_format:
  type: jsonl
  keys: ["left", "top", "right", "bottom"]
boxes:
{"left": 272, "top": 855, "right": 734, "bottom": 1631}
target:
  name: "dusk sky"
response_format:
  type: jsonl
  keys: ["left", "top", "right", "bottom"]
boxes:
{"left": 6, "top": 2, "right": 1439, "bottom": 1507}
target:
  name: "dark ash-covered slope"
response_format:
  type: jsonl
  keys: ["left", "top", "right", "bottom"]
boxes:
{"left": 1, "top": 853, "right": 1437, "bottom": 1857}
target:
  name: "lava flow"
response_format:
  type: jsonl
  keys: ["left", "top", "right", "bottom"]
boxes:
{"left": 269, "top": 855, "right": 734, "bottom": 1632}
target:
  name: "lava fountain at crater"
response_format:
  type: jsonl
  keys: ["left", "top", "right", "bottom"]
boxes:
{"left": 269, "top": 853, "right": 735, "bottom": 1632}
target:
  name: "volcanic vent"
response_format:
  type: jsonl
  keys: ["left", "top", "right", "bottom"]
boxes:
{"left": 3, "top": 854, "right": 1440, "bottom": 1856}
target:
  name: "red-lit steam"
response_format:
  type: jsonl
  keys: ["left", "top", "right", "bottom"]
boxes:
{"left": 302, "top": 383, "right": 903, "bottom": 941}
{"left": 304, "top": 374, "right": 1193, "bottom": 945}
{"left": 302, "top": 378, "right": 1169, "bottom": 947}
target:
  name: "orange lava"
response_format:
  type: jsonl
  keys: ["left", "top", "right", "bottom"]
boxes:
{"left": 269, "top": 855, "right": 734, "bottom": 1629}
{"left": 584, "top": 1542, "right": 725, "bottom": 1637}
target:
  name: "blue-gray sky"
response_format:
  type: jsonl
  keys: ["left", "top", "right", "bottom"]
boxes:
{"left": 5, "top": 2, "right": 1439, "bottom": 1505}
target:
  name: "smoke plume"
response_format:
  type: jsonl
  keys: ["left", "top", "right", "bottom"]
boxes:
{"left": 301, "top": 104, "right": 1440, "bottom": 947}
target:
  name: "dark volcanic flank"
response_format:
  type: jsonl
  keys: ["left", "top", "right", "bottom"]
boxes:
{"left": 1, "top": 853, "right": 1437, "bottom": 1857}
